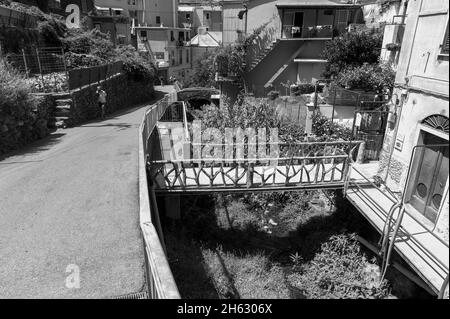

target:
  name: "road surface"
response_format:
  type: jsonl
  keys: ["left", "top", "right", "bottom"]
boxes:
{"left": 0, "top": 87, "right": 172, "bottom": 298}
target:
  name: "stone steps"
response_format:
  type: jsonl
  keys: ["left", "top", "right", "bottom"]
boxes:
{"left": 50, "top": 93, "right": 74, "bottom": 129}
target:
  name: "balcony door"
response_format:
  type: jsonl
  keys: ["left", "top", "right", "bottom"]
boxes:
{"left": 408, "top": 131, "right": 449, "bottom": 223}
{"left": 293, "top": 12, "right": 304, "bottom": 38}
{"left": 336, "top": 9, "right": 349, "bottom": 34}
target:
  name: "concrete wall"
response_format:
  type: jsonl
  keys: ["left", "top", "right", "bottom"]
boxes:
{"left": 222, "top": 2, "right": 246, "bottom": 45}
{"left": 143, "top": 0, "right": 178, "bottom": 27}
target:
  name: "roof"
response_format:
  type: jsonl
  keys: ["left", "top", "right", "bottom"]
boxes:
{"left": 276, "top": 0, "right": 361, "bottom": 8}
{"left": 188, "top": 31, "right": 222, "bottom": 47}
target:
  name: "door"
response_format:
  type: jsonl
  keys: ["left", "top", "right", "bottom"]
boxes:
{"left": 408, "top": 132, "right": 449, "bottom": 223}
{"left": 336, "top": 10, "right": 349, "bottom": 35}
{"left": 293, "top": 12, "right": 304, "bottom": 38}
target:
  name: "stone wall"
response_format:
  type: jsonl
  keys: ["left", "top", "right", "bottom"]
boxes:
{"left": 0, "top": 93, "right": 54, "bottom": 155}
{"left": 70, "top": 74, "right": 155, "bottom": 125}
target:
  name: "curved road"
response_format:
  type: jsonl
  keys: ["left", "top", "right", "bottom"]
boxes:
{"left": 0, "top": 87, "right": 170, "bottom": 298}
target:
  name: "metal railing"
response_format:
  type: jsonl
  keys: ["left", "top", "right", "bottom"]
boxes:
{"left": 346, "top": 148, "right": 449, "bottom": 298}
{"left": 281, "top": 25, "right": 333, "bottom": 39}
{"left": 139, "top": 91, "right": 180, "bottom": 298}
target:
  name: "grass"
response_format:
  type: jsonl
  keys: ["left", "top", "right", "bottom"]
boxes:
{"left": 163, "top": 190, "right": 396, "bottom": 299}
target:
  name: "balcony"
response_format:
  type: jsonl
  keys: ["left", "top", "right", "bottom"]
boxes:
{"left": 281, "top": 25, "right": 333, "bottom": 39}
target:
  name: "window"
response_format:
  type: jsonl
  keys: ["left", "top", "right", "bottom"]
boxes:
{"left": 186, "top": 13, "right": 191, "bottom": 20}
{"left": 156, "top": 16, "right": 161, "bottom": 25}
{"left": 170, "top": 31, "right": 175, "bottom": 41}
{"left": 441, "top": 22, "right": 449, "bottom": 55}
{"left": 140, "top": 30, "right": 147, "bottom": 37}
{"left": 206, "top": 12, "right": 210, "bottom": 20}
{"left": 179, "top": 31, "right": 185, "bottom": 41}
{"left": 324, "top": 9, "right": 333, "bottom": 15}
{"left": 179, "top": 50, "right": 183, "bottom": 65}
{"left": 186, "top": 49, "right": 189, "bottom": 63}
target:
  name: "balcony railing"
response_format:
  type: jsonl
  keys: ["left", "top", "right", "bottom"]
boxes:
{"left": 281, "top": 25, "right": 333, "bottom": 39}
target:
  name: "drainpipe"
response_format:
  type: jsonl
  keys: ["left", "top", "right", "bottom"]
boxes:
{"left": 383, "top": 79, "right": 408, "bottom": 183}
{"left": 173, "top": 0, "right": 177, "bottom": 28}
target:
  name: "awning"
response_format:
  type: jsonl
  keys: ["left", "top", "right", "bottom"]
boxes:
{"left": 178, "top": 6, "right": 195, "bottom": 12}
{"left": 276, "top": 0, "right": 360, "bottom": 8}
{"left": 95, "top": 6, "right": 124, "bottom": 11}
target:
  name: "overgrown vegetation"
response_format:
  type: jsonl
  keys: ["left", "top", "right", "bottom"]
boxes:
{"left": 165, "top": 190, "right": 393, "bottom": 299}
{"left": 0, "top": 60, "right": 48, "bottom": 154}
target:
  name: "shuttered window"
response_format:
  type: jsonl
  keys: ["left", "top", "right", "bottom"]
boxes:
{"left": 442, "top": 22, "right": 449, "bottom": 54}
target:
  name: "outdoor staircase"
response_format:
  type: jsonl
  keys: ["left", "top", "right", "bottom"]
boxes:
{"left": 51, "top": 92, "right": 73, "bottom": 129}
{"left": 249, "top": 39, "right": 281, "bottom": 71}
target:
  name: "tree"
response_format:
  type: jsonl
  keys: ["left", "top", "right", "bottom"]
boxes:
{"left": 334, "top": 62, "right": 395, "bottom": 93}
{"left": 321, "top": 31, "right": 383, "bottom": 79}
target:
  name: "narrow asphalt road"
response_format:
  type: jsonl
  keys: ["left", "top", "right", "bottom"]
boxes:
{"left": 0, "top": 86, "right": 171, "bottom": 298}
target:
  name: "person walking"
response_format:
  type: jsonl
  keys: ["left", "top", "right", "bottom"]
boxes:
{"left": 96, "top": 86, "right": 107, "bottom": 120}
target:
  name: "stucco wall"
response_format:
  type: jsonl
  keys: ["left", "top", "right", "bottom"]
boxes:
{"left": 378, "top": 88, "right": 449, "bottom": 243}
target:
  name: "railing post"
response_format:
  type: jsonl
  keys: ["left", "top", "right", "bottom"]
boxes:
{"left": 356, "top": 141, "right": 365, "bottom": 164}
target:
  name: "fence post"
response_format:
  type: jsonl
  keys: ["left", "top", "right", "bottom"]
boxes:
{"left": 21, "top": 49, "right": 29, "bottom": 76}
{"left": 60, "top": 47, "right": 69, "bottom": 92}
{"left": 36, "top": 48, "right": 45, "bottom": 91}
{"left": 356, "top": 141, "right": 365, "bottom": 164}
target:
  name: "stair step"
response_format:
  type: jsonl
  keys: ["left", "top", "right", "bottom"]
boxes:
{"left": 56, "top": 104, "right": 71, "bottom": 110}
{"left": 55, "top": 99, "right": 73, "bottom": 106}
{"left": 55, "top": 111, "right": 71, "bottom": 117}
{"left": 55, "top": 116, "right": 69, "bottom": 121}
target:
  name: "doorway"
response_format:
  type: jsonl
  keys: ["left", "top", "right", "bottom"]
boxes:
{"left": 293, "top": 12, "right": 304, "bottom": 38}
{"left": 407, "top": 131, "right": 449, "bottom": 223}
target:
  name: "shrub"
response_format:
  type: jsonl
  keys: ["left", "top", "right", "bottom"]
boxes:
{"left": 334, "top": 63, "right": 395, "bottom": 93}
{"left": 287, "top": 234, "right": 390, "bottom": 299}
{"left": 311, "top": 112, "right": 353, "bottom": 140}
{"left": 0, "top": 59, "right": 43, "bottom": 154}
{"left": 267, "top": 90, "right": 279, "bottom": 100}
{"left": 290, "top": 83, "right": 317, "bottom": 96}
{"left": 321, "top": 31, "right": 383, "bottom": 79}
{"left": 113, "top": 45, "right": 156, "bottom": 82}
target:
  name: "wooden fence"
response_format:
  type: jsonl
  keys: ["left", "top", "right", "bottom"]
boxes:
{"left": 68, "top": 61, "right": 124, "bottom": 90}
{"left": 0, "top": 5, "right": 38, "bottom": 29}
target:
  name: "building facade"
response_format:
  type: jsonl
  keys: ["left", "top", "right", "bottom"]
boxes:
{"left": 378, "top": 0, "right": 449, "bottom": 240}
{"left": 134, "top": 26, "right": 192, "bottom": 83}
{"left": 219, "top": 0, "right": 365, "bottom": 97}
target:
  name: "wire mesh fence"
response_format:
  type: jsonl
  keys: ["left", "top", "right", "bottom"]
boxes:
{"left": 4, "top": 47, "right": 124, "bottom": 93}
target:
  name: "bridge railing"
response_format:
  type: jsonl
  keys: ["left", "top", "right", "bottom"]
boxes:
{"left": 139, "top": 90, "right": 180, "bottom": 298}
{"left": 148, "top": 140, "right": 363, "bottom": 192}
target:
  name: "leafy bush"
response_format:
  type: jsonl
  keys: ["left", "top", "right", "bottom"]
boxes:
{"left": 267, "top": 90, "right": 279, "bottom": 100}
{"left": 0, "top": 60, "right": 35, "bottom": 117}
{"left": 334, "top": 63, "right": 395, "bottom": 92}
{"left": 321, "top": 31, "right": 383, "bottom": 79}
{"left": 290, "top": 83, "right": 317, "bottom": 96}
{"left": 113, "top": 45, "right": 156, "bottom": 82}
{"left": 311, "top": 112, "right": 353, "bottom": 140}
{"left": 287, "top": 234, "right": 390, "bottom": 299}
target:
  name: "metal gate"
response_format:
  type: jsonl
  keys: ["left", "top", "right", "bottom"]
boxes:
{"left": 352, "top": 101, "right": 389, "bottom": 161}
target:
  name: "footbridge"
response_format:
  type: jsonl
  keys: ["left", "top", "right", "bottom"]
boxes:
{"left": 139, "top": 90, "right": 448, "bottom": 299}
{"left": 146, "top": 99, "right": 364, "bottom": 194}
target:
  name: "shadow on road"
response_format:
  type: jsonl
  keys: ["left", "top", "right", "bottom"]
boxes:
{"left": 0, "top": 133, "right": 66, "bottom": 164}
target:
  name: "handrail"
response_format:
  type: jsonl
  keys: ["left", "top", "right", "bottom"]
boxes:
{"left": 182, "top": 101, "right": 189, "bottom": 141}
{"left": 138, "top": 91, "right": 180, "bottom": 299}
{"left": 438, "top": 274, "right": 449, "bottom": 299}
{"left": 374, "top": 144, "right": 450, "bottom": 295}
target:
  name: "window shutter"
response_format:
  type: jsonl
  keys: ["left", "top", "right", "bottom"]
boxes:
{"left": 443, "top": 23, "right": 449, "bottom": 54}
